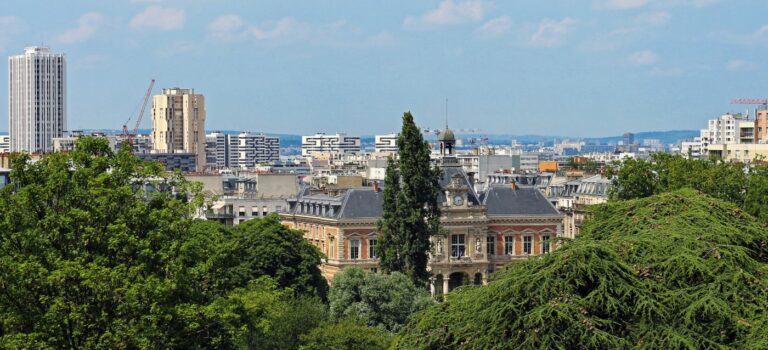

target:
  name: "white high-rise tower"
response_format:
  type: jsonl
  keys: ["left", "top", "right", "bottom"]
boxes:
{"left": 8, "top": 46, "right": 67, "bottom": 153}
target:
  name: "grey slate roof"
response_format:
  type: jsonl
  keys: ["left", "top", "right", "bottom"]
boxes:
{"left": 437, "top": 166, "right": 481, "bottom": 205}
{"left": 482, "top": 186, "right": 560, "bottom": 216}
{"left": 338, "top": 189, "right": 383, "bottom": 219}
{"left": 289, "top": 167, "right": 560, "bottom": 219}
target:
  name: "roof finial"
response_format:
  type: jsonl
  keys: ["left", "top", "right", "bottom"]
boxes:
{"left": 445, "top": 97, "right": 448, "bottom": 129}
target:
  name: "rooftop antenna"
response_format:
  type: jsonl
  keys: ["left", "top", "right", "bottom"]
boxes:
{"left": 445, "top": 97, "right": 448, "bottom": 129}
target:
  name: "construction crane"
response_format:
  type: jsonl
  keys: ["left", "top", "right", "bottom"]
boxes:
{"left": 731, "top": 98, "right": 768, "bottom": 106}
{"left": 123, "top": 79, "right": 155, "bottom": 141}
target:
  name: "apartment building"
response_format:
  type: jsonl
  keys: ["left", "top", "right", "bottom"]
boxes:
{"left": 301, "top": 133, "right": 360, "bottom": 156}
{"left": 151, "top": 88, "right": 206, "bottom": 171}
{"left": 8, "top": 46, "right": 66, "bottom": 153}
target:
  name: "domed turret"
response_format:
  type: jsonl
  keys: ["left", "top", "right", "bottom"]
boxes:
{"left": 438, "top": 128, "right": 455, "bottom": 143}
{"left": 438, "top": 127, "right": 455, "bottom": 156}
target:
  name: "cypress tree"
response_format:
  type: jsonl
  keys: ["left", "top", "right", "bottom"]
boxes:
{"left": 377, "top": 111, "right": 441, "bottom": 286}
{"left": 377, "top": 156, "right": 404, "bottom": 273}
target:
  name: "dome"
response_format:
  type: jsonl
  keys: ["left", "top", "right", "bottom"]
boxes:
{"left": 438, "top": 128, "right": 455, "bottom": 142}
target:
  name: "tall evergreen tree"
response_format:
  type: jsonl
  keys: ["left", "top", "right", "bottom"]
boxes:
{"left": 377, "top": 156, "right": 404, "bottom": 273}
{"left": 377, "top": 112, "right": 441, "bottom": 286}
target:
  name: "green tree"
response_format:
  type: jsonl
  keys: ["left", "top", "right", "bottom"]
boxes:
{"left": 299, "top": 318, "right": 393, "bottom": 350}
{"left": 377, "top": 111, "right": 441, "bottom": 286}
{"left": 328, "top": 267, "right": 432, "bottom": 332}
{"left": 377, "top": 156, "right": 404, "bottom": 273}
{"left": 231, "top": 214, "right": 328, "bottom": 300}
{"left": 607, "top": 157, "right": 659, "bottom": 200}
{"left": 396, "top": 190, "right": 768, "bottom": 349}
{"left": 0, "top": 137, "right": 327, "bottom": 348}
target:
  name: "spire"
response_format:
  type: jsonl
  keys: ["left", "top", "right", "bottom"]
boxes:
{"left": 445, "top": 97, "right": 449, "bottom": 129}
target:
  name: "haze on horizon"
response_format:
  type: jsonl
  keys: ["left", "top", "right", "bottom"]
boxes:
{"left": 1, "top": 0, "right": 767, "bottom": 137}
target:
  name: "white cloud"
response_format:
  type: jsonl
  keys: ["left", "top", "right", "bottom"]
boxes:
{"left": 720, "top": 25, "right": 768, "bottom": 45}
{"left": 476, "top": 16, "right": 512, "bottom": 37}
{"left": 250, "top": 17, "right": 307, "bottom": 40}
{"left": 628, "top": 50, "right": 658, "bottom": 65}
{"left": 404, "top": 0, "right": 486, "bottom": 30}
{"left": 600, "top": 0, "right": 650, "bottom": 9}
{"left": 649, "top": 66, "right": 683, "bottom": 76}
{"left": 634, "top": 11, "right": 670, "bottom": 26}
{"left": 55, "top": 12, "right": 104, "bottom": 45}
{"left": 725, "top": 59, "right": 757, "bottom": 72}
{"left": 0, "top": 16, "right": 23, "bottom": 52}
{"left": 597, "top": 0, "right": 715, "bottom": 9}
{"left": 130, "top": 6, "right": 185, "bottom": 30}
{"left": 583, "top": 12, "right": 670, "bottom": 51}
{"left": 205, "top": 16, "right": 392, "bottom": 49}
{"left": 529, "top": 18, "right": 577, "bottom": 47}
{"left": 208, "top": 14, "right": 245, "bottom": 40}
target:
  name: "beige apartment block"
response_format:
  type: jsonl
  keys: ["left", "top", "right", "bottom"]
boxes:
{"left": 151, "top": 88, "right": 206, "bottom": 171}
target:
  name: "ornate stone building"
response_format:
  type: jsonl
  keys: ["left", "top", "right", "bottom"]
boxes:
{"left": 280, "top": 127, "right": 563, "bottom": 295}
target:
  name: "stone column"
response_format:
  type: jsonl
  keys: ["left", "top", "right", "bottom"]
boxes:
{"left": 443, "top": 276, "right": 450, "bottom": 294}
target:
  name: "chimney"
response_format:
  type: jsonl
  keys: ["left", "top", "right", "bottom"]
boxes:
{"left": 467, "top": 172, "right": 476, "bottom": 188}
{"left": 373, "top": 180, "right": 380, "bottom": 192}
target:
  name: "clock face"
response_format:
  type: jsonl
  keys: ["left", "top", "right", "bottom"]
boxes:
{"left": 453, "top": 195, "right": 463, "bottom": 205}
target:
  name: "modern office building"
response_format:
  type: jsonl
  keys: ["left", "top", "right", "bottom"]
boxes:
{"left": 8, "top": 46, "right": 66, "bottom": 153}
{"left": 301, "top": 133, "right": 360, "bottom": 156}
{"left": 374, "top": 133, "right": 398, "bottom": 153}
{"left": 151, "top": 88, "right": 206, "bottom": 171}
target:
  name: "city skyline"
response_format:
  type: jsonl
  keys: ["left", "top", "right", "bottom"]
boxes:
{"left": 3, "top": 1, "right": 768, "bottom": 136}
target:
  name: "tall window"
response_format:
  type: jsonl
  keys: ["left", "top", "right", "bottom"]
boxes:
{"left": 504, "top": 236, "right": 514, "bottom": 255}
{"left": 451, "top": 234, "right": 465, "bottom": 258}
{"left": 350, "top": 239, "right": 360, "bottom": 260}
{"left": 368, "top": 239, "right": 378, "bottom": 259}
{"left": 541, "top": 235, "right": 551, "bottom": 254}
{"left": 523, "top": 236, "right": 533, "bottom": 255}
{"left": 486, "top": 236, "right": 495, "bottom": 256}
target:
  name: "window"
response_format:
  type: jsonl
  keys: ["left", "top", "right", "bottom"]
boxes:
{"left": 451, "top": 234, "right": 465, "bottom": 258}
{"left": 369, "top": 239, "right": 378, "bottom": 259}
{"left": 486, "top": 236, "right": 495, "bottom": 256}
{"left": 251, "top": 206, "right": 258, "bottom": 216}
{"left": 523, "top": 236, "right": 533, "bottom": 255}
{"left": 542, "top": 235, "right": 551, "bottom": 254}
{"left": 350, "top": 239, "right": 360, "bottom": 260}
{"left": 370, "top": 268, "right": 378, "bottom": 273}
{"left": 238, "top": 206, "right": 246, "bottom": 217}
{"left": 504, "top": 236, "right": 514, "bottom": 255}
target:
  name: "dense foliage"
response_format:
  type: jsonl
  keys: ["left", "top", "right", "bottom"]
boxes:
{"left": 608, "top": 153, "right": 768, "bottom": 223}
{"left": 328, "top": 267, "right": 432, "bottom": 332}
{"left": 299, "top": 318, "right": 393, "bottom": 350}
{"left": 377, "top": 111, "right": 441, "bottom": 286}
{"left": 396, "top": 189, "right": 768, "bottom": 349}
{"left": 0, "top": 138, "right": 327, "bottom": 348}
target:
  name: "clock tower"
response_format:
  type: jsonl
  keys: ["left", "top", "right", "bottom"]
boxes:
{"left": 445, "top": 173, "right": 468, "bottom": 208}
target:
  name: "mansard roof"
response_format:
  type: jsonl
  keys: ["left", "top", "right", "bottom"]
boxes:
{"left": 482, "top": 186, "right": 560, "bottom": 216}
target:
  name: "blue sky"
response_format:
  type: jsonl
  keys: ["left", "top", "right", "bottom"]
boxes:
{"left": 1, "top": 0, "right": 767, "bottom": 136}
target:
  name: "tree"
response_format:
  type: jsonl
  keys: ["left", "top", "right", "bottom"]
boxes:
{"left": 607, "top": 157, "right": 658, "bottom": 200}
{"left": 0, "top": 137, "right": 328, "bottom": 348}
{"left": 299, "top": 318, "right": 393, "bottom": 350}
{"left": 396, "top": 189, "right": 768, "bottom": 349}
{"left": 328, "top": 267, "right": 432, "bottom": 332}
{"left": 377, "top": 111, "right": 441, "bottom": 286}
{"left": 231, "top": 214, "right": 328, "bottom": 300}
{"left": 377, "top": 156, "right": 404, "bottom": 273}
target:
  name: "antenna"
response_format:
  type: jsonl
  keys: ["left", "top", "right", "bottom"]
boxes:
{"left": 445, "top": 97, "right": 448, "bottom": 129}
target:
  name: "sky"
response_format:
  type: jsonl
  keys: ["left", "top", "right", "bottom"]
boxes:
{"left": 1, "top": 0, "right": 767, "bottom": 137}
